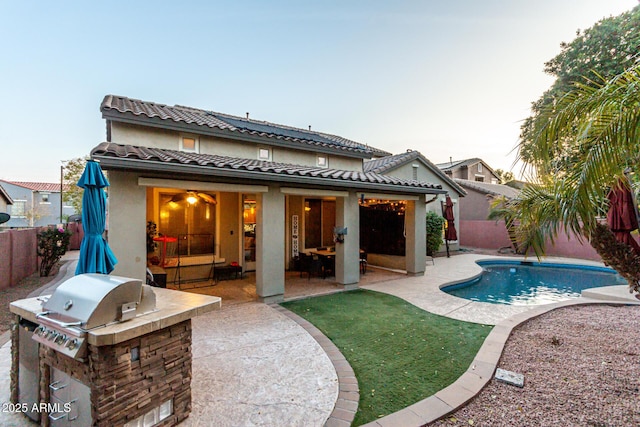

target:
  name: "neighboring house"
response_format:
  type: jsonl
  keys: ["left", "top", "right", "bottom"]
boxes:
{"left": 0, "top": 180, "right": 76, "bottom": 228}
{"left": 0, "top": 184, "right": 12, "bottom": 216}
{"left": 436, "top": 158, "right": 501, "bottom": 184}
{"left": 453, "top": 178, "right": 520, "bottom": 221}
{"left": 93, "top": 95, "right": 449, "bottom": 302}
{"left": 364, "top": 149, "right": 467, "bottom": 252}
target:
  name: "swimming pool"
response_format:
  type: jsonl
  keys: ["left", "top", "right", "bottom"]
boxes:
{"left": 442, "top": 260, "right": 627, "bottom": 305}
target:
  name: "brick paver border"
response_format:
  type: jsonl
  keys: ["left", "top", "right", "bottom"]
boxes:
{"left": 272, "top": 304, "right": 359, "bottom": 427}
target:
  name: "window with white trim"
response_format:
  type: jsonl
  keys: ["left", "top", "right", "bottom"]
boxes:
{"left": 12, "top": 200, "right": 26, "bottom": 217}
{"left": 180, "top": 136, "right": 199, "bottom": 153}
{"left": 477, "top": 163, "right": 483, "bottom": 172}
{"left": 40, "top": 193, "right": 50, "bottom": 204}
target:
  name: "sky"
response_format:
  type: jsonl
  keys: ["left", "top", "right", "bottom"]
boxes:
{"left": 1, "top": 0, "right": 638, "bottom": 183}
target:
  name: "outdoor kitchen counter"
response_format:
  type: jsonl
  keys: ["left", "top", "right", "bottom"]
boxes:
{"left": 9, "top": 287, "right": 221, "bottom": 346}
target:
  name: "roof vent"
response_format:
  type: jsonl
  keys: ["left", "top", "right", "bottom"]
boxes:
{"left": 246, "top": 112, "right": 250, "bottom": 119}
{"left": 308, "top": 125, "right": 311, "bottom": 131}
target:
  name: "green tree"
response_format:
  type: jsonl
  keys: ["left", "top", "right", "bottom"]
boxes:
{"left": 426, "top": 211, "right": 445, "bottom": 256}
{"left": 62, "top": 156, "right": 89, "bottom": 215}
{"left": 519, "top": 5, "right": 640, "bottom": 164}
{"left": 494, "top": 169, "right": 514, "bottom": 185}
{"left": 508, "top": 65, "right": 640, "bottom": 296}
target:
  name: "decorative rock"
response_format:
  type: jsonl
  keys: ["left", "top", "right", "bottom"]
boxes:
{"left": 495, "top": 368, "right": 524, "bottom": 388}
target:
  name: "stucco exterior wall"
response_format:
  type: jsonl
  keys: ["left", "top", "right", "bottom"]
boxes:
{"left": 460, "top": 220, "right": 601, "bottom": 261}
{"left": 335, "top": 191, "right": 360, "bottom": 285}
{"left": 110, "top": 122, "right": 363, "bottom": 171}
{"left": 0, "top": 198, "right": 8, "bottom": 214}
{"left": 458, "top": 189, "right": 492, "bottom": 221}
{"left": 443, "top": 161, "right": 500, "bottom": 183}
{"left": 109, "top": 171, "right": 147, "bottom": 280}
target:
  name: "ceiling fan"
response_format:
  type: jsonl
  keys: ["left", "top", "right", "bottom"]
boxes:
{"left": 169, "top": 191, "right": 216, "bottom": 205}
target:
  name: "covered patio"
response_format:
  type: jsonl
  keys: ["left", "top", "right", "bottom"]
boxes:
{"left": 167, "top": 265, "right": 407, "bottom": 305}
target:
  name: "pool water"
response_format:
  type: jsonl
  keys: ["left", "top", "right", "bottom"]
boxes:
{"left": 442, "top": 260, "right": 627, "bottom": 305}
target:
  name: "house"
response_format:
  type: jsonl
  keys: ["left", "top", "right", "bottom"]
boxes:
{"left": 0, "top": 184, "right": 12, "bottom": 216}
{"left": 453, "top": 178, "right": 520, "bottom": 221}
{"left": 0, "top": 180, "right": 75, "bottom": 228}
{"left": 436, "top": 158, "right": 501, "bottom": 184}
{"left": 364, "top": 149, "right": 467, "bottom": 253}
{"left": 92, "top": 95, "right": 450, "bottom": 302}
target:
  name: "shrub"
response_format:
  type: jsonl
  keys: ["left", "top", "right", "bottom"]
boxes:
{"left": 426, "top": 211, "right": 445, "bottom": 256}
{"left": 37, "top": 226, "right": 72, "bottom": 277}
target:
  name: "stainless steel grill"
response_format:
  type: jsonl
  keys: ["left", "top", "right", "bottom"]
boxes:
{"left": 32, "top": 274, "right": 157, "bottom": 360}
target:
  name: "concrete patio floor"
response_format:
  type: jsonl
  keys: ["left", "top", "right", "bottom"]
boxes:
{"left": 0, "top": 252, "right": 638, "bottom": 426}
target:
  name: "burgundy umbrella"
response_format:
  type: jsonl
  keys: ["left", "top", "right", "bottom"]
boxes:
{"left": 442, "top": 195, "right": 457, "bottom": 257}
{"left": 607, "top": 181, "right": 640, "bottom": 256}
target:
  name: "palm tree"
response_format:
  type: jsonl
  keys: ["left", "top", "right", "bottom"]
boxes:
{"left": 504, "top": 64, "right": 640, "bottom": 296}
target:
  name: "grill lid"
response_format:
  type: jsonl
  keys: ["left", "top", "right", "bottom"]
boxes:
{"left": 42, "top": 274, "right": 146, "bottom": 330}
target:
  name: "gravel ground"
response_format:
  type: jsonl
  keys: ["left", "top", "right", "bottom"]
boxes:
{"left": 431, "top": 304, "right": 640, "bottom": 426}
{"left": 0, "top": 269, "right": 58, "bottom": 334}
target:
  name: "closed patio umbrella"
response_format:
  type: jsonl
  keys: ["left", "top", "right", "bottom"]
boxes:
{"left": 442, "top": 195, "right": 457, "bottom": 258}
{"left": 607, "top": 181, "right": 640, "bottom": 256}
{"left": 75, "top": 160, "right": 118, "bottom": 275}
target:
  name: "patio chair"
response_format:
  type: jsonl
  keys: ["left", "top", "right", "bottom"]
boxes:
{"left": 299, "top": 253, "right": 324, "bottom": 280}
{"left": 359, "top": 251, "right": 368, "bottom": 275}
{"left": 321, "top": 255, "right": 335, "bottom": 279}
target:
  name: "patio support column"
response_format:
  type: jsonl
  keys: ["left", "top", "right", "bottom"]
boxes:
{"left": 256, "top": 185, "right": 285, "bottom": 302}
{"left": 405, "top": 194, "right": 426, "bottom": 276}
{"left": 108, "top": 171, "right": 147, "bottom": 280}
{"left": 336, "top": 191, "right": 360, "bottom": 287}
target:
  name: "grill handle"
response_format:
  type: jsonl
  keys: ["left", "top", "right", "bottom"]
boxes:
{"left": 36, "top": 312, "right": 83, "bottom": 328}
{"left": 49, "top": 412, "right": 67, "bottom": 421}
{"left": 49, "top": 381, "right": 67, "bottom": 391}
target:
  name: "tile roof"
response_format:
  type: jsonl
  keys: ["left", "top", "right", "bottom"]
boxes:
{"left": 364, "top": 150, "right": 466, "bottom": 196}
{"left": 435, "top": 158, "right": 483, "bottom": 171}
{"left": 101, "top": 95, "right": 391, "bottom": 158}
{"left": 91, "top": 142, "right": 445, "bottom": 195}
{"left": 454, "top": 178, "right": 520, "bottom": 198}
{"left": 0, "top": 180, "right": 61, "bottom": 192}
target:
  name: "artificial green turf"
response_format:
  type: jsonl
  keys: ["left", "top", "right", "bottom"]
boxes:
{"left": 281, "top": 289, "right": 492, "bottom": 426}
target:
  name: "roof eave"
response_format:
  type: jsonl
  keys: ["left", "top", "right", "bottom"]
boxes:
{"left": 92, "top": 154, "right": 446, "bottom": 196}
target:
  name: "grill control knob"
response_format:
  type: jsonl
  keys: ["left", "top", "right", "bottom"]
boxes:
{"left": 35, "top": 326, "right": 45, "bottom": 336}
{"left": 67, "top": 339, "right": 77, "bottom": 350}
{"left": 48, "top": 332, "right": 59, "bottom": 342}
{"left": 54, "top": 334, "right": 66, "bottom": 345}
